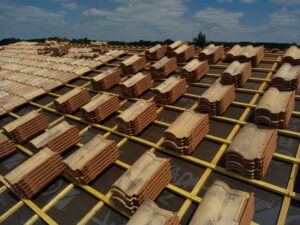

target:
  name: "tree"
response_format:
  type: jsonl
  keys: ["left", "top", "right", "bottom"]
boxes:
{"left": 193, "top": 31, "right": 206, "bottom": 48}
{"left": 164, "top": 39, "right": 173, "bottom": 45}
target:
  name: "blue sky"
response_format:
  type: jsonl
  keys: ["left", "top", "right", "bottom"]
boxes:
{"left": 0, "top": 0, "right": 299, "bottom": 43}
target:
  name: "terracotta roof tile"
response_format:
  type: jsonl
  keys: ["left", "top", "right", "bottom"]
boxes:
{"left": 282, "top": 46, "right": 300, "bottom": 65}
{"left": 126, "top": 200, "right": 180, "bottom": 225}
{"left": 3, "top": 110, "right": 48, "bottom": 144}
{"left": 271, "top": 63, "right": 300, "bottom": 91}
{"left": 120, "top": 72, "right": 153, "bottom": 98}
{"left": 4, "top": 147, "right": 65, "bottom": 198}
{"left": 163, "top": 110, "right": 209, "bottom": 154}
{"left": 255, "top": 87, "right": 295, "bottom": 128}
{"left": 121, "top": 54, "right": 147, "bottom": 74}
{"left": 180, "top": 59, "right": 209, "bottom": 82}
{"left": 63, "top": 135, "right": 119, "bottom": 184}
{"left": 29, "top": 121, "right": 80, "bottom": 153}
{"left": 146, "top": 44, "right": 167, "bottom": 61}
{"left": 153, "top": 76, "right": 186, "bottom": 104}
{"left": 81, "top": 94, "right": 119, "bottom": 123}
{"left": 111, "top": 151, "right": 172, "bottom": 214}
{"left": 91, "top": 67, "right": 121, "bottom": 91}
{"left": 225, "top": 123, "right": 277, "bottom": 179}
{"left": 197, "top": 81, "right": 235, "bottom": 115}
{"left": 167, "top": 40, "right": 187, "bottom": 55}
{"left": 221, "top": 61, "right": 252, "bottom": 87}
{"left": 171, "top": 44, "right": 195, "bottom": 63}
{"left": 54, "top": 87, "right": 91, "bottom": 114}
{"left": 199, "top": 44, "right": 224, "bottom": 64}
{"left": 117, "top": 100, "right": 157, "bottom": 135}
{"left": 150, "top": 57, "right": 177, "bottom": 78}
{"left": 0, "top": 133, "right": 16, "bottom": 159}
{"left": 189, "top": 180, "right": 254, "bottom": 225}
{"left": 225, "top": 45, "right": 264, "bottom": 66}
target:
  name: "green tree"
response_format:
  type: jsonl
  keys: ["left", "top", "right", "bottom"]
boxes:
{"left": 193, "top": 31, "right": 206, "bottom": 48}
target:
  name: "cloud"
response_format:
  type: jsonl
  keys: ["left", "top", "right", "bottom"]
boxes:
{"left": 0, "top": 2, "right": 68, "bottom": 38}
{"left": 193, "top": 7, "right": 270, "bottom": 42}
{"left": 194, "top": 7, "right": 243, "bottom": 28}
{"left": 217, "top": 0, "right": 256, "bottom": 3}
{"left": 61, "top": 2, "right": 78, "bottom": 10}
{"left": 0, "top": 0, "right": 298, "bottom": 43}
{"left": 261, "top": 7, "right": 300, "bottom": 42}
{"left": 268, "top": 8, "right": 299, "bottom": 26}
{"left": 269, "top": 0, "right": 300, "bottom": 5}
{"left": 240, "top": 0, "right": 256, "bottom": 3}
{"left": 0, "top": 3, "right": 65, "bottom": 25}
{"left": 217, "top": 0, "right": 233, "bottom": 2}
{"left": 81, "top": 0, "right": 197, "bottom": 41}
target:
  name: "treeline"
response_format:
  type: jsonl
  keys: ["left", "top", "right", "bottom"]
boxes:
{"left": 108, "top": 40, "right": 296, "bottom": 50}
{"left": 0, "top": 37, "right": 91, "bottom": 46}
{"left": 210, "top": 41, "right": 295, "bottom": 50}
{"left": 0, "top": 37, "right": 296, "bottom": 50}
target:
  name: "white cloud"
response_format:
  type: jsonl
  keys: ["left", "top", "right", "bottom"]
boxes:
{"left": 0, "top": 3, "right": 65, "bottom": 25}
{"left": 61, "top": 2, "right": 78, "bottom": 10}
{"left": 194, "top": 7, "right": 243, "bottom": 28}
{"left": 268, "top": 8, "right": 299, "bottom": 26}
{"left": 240, "top": 0, "right": 256, "bottom": 3}
{"left": 0, "top": 0, "right": 299, "bottom": 43}
{"left": 261, "top": 7, "right": 300, "bottom": 42}
{"left": 270, "top": 0, "right": 300, "bottom": 5}
{"left": 217, "top": 0, "right": 256, "bottom": 3}
{"left": 81, "top": 0, "right": 197, "bottom": 41}
{"left": 0, "top": 2, "right": 69, "bottom": 38}
{"left": 217, "top": 0, "right": 233, "bottom": 2}
{"left": 193, "top": 7, "right": 272, "bottom": 42}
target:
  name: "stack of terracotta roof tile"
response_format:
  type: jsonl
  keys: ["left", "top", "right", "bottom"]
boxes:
{"left": 199, "top": 44, "right": 224, "bottom": 64}
{"left": 91, "top": 68, "right": 121, "bottom": 91}
{"left": 4, "top": 147, "right": 65, "bottom": 198}
{"left": 166, "top": 40, "right": 187, "bottom": 56}
{"left": 225, "top": 45, "right": 264, "bottom": 66}
{"left": 224, "top": 45, "right": 243, "bottom": 62}
{"left": 282, "top": 46, "right": 300, "bottom": 65}
{"left": 63, "top": 135, "right": 119, "bottom": 185}
{"left": 197, "top": 81, "right": 235, "bottom": 115}
{"left": 225, "top": 123, "right": 277, "bottom": 179}
{"left": 189, "top": 180, "right": 254, "bottom": 225}
{"left": 121, "top": 54, "right": 147, "bottom": 74}
{"left": 54, "top": 88, "right": 91, "bottom": 114}
{"left": 255, "top": 87, "right": 295, "bottom": 128}
{"left": 163, "top": 110, "right": 209, "bottom": 155}
{"left": 180, "top": 59, "right": 209, "bottom": 82}
{"left": 29, "top": 121, "right": 80, "bottom": 153}
{"left": 127, "top": 200, "right": 180, "bottom": 225}
{"left": 221, "top": 61, "right": 252, "bottom": 87}
{"left": 120, "top": 73, "right": 153, "bottom": 97}
{"left": 153, "top": 76, "right": 187, "bottom": 104}
{"left": 271, "top": 63, "right": 300, "bottom": 91}
{"left": 110, "top": 151, "right": 172, "bottom": 215}
{"left": 0, "top": 133, "right": 16, "bottom": 159}
{"left": 239, "top": 45, "right": 264, "bottom": 66}
{"left": 81, "top": 94, "right": 119, "bottom": 123}
{"left": 145, "top": 44, "right": 167, "bottom": 61}
{"left": 117, "top": 101, "right": 157, "bottom": 135}
{"left": 150, "top": 57, "right": 177, "bottom": 78}
{"left": 171, "top": 44, "right": 195, "bottom": 63}
{"left": 3, "top": 111, "right": 48, "bottom": 144}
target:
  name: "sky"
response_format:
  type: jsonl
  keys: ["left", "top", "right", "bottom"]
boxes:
{"left": 0, "top": 0, "right": 299, "bottom": 43}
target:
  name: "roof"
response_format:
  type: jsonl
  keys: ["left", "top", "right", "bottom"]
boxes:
{"left": 0, "top": 41, "right": 299, "bottom": 225}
